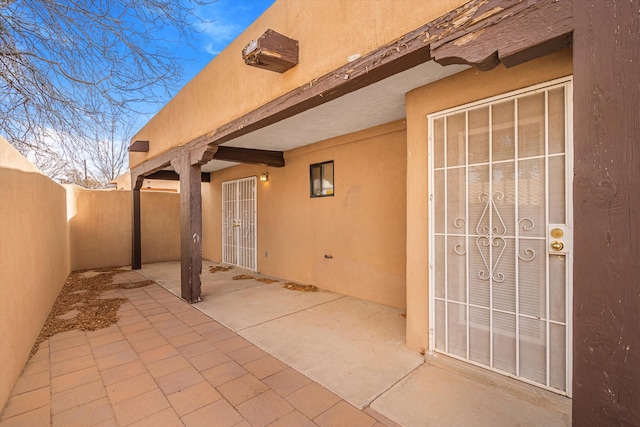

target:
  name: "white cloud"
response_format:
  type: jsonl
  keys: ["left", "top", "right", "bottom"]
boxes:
{"left": 191, "top": 0, "right": 274, "bottom": 58}
{"left": 202, "top": 43, "right": 221, "bottom": 56}
{"left": 196, "top": 20, "right": 240, "bottom": 41}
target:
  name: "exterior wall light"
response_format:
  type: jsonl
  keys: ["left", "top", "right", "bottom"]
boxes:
{"left": 260, "top": 172, "right": 269, "bottom": 182}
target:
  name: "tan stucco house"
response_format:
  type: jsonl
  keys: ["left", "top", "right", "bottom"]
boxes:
{"left": 126, "top": 0, "right": 638, "bottom": 424}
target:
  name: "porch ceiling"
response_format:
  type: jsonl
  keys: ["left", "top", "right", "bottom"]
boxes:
{"left": 199, "top": 60, "right": 469, "bottom": 173}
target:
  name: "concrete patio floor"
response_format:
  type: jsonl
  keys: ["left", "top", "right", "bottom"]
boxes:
{"left": 1, "top": 261, "right": 572, "bottom": 426}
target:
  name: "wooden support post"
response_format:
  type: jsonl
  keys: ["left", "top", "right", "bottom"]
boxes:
{"left": 132, "top": 188, "right": 141, "bottom": 270}
{"left": 172, "top": 156, "right": 203, "bottom": 303}
{"left": 131, "top": 174, "right": 144, "bottom": 270}
{"left": 171, "top": 146, "right": 217, "bottom": 303}
{"left": 572, "top": 0, "right": 640, "bottom": 425}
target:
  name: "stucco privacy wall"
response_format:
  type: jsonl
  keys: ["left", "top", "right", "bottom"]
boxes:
{"left": 67, "top": 186, "right": 180, "bottom": 271}
{"left": 0, "top": 138, "right": 70, "bottom": 411}
{"left": 0, "top": 140, "right": 180, "bottom": 411}
{"left": 404, "top": 49, "right": 574, "bottom": 352}
{"left": 130, "top": 0, "right": 468, "bottom": 166}
{"left": 203, "top": 121, "right": 407, "bottom": 308}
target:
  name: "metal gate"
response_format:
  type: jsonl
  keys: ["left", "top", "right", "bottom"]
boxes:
{"left": 429, "top": 78, "right": 573, "bottom": 395}
{"left": 222, "top": 177, "right": 257, "bottom": 270}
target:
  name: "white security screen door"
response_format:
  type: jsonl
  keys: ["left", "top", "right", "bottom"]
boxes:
{"left": 429, "top": 78, "right": 572, "bottom": 395}
{"left": 222, "top": 177, "right": 257, "bottom": 270}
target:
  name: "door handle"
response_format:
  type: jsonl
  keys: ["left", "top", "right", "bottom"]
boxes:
{"left": 550, "top": 241, "right": 564, "bottom": 251}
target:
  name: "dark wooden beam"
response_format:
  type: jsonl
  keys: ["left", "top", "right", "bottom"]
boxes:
{"left": 242, "top": 29, "right": 299, "bottom": 73}
{"left": 145, "top": 170, "right": 211, "bottom": 182}
{"left": 214, "top": 146, "right": 285, "bottom": 167}
{"left": 129, "top": 140, "right": 149, "bottom": 152}
{"left": 428, "top": 0, "right": 572, "bottom": 71}
{"left": 572, "top": 0, "right": 640, "bottom": 425}
{"left": 130, "top": 146, "right": 181, "bottom": 190}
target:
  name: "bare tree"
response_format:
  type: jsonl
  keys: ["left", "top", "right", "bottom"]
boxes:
{"left": 24, "top": 144, "right": 73, "bottom": 182}
{"left": 0, "top": 0, "right": 213, "bottom": 182}
{"left": 85, "top": 107, "right": 135, "bottom": 185}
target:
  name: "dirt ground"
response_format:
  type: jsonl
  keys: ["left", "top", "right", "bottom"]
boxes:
{"left": 31, "top": 268, "right": 154, "bottom": 357}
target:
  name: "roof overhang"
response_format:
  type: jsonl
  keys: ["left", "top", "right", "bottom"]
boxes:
{"left": 133, "top": 0, "right": 572, "bottom": 185}
{"left": 201, "top": 60, "right": 468, "bottom": 172}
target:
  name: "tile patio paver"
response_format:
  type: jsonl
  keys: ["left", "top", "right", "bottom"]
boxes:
{"left": 244, "top": 355, "right": 289, "bottom": 380}
{"left": 51, "top": 366, "right": 100, "bottom": 393}
{"left": 20, "top": 358, "right": 50, "bottom": 376}
{"left": 188, "top": 349, "right": 231, "bottom": 372}
{"left": 10, "top": 370, "right": 50, "bottom": 395}
{"left": 138, "top": 306, "right": 168, "bottom": 317}
{"left": 201, "top": 360, "right": 248, "bottom": 387}
{"left": 363, "top": 408, "right": 402, "bottom": 427}
{"left": 85, "top": 325, "right": 121, "bottom": 340}
{"left": 1, "top": 282, "right": 398, "bottom": 427}
{"left": 158, "top": 324, "right": 193, "bottom": 339}
{"left": 49, "top": 344, "right": 92, "bottom": 363}
{"left": 146, "top": 354, "right": 192, "bottom": 379}
{"left": 285, "top": 382, "right": 342, "bottom": 420}
{"left": 181, "top": 399, "right": 243, "bottom": 427}
{"left": 51, "top": 397, "right": 114, "bottom": 427}
{"left": 51, "top": 380, "right": 106, "bottom": 414}
{"left": 92, "top": 339, "right": 133, "bottom": 359}
{"left": 167, "top": 331, "right": 202, "bottom": 347}
{"left": 227, "top": 345, "right": 269, "bottom": 365}
{"left": 235, "top": 390, "right": 294, "bottom": 427}
{"left": 99, "top": 360, "right": 147, "bottom": 386}
{"left": 50, "top": 354, "right": 95, "bottom": 378}
{"left": 130, "top": 334, "right": 170, "bottom": 353}
{"left": 0, "top": 387, "right": 50, "bottom": 419}
{"left": 191, "top": 320, "right": 224, "bottom": 335}
{"left": 262, "top": 367, "right": 312, "bottom": 398}
{"left": 88, "top": 331, "right": 127, "bottom": 348}
{"left": 120, "top": 321, "right": 153, "bottom": 335}
{"left": 0, "top": 405, "right": 50, "bottom": 427}
{"left": 177, "top": 340, "right": 217, "bottom": 359}
{"left": 166, "top": 381, "right": 222, "bottom": 417}
{"left": 127, "top": 407, "right": 183, "bottom": 427}
{"left": 155, "top": 366, "right": 205, "bottom": 395}
{"left": 314, "top": 401, "right": 377, "bottom": 427}
{"left": 112, "top": 388, "right": 171, "bottom": 426}
{"left": 267, "top": 410, "right": 316, "bottom": 427}
{"left": 138, "top": 344, "right": 179, "bottom": 364}
{"left": 215, "top": 336, "right": 252, "bottom": 353}
{"left": 49, "top": 335, "right": 89, "bottom": 351}
{"left": 95, "top": 348, "right": 139, "bottom": 371}
{"left": 105, "top": 372, "right": 158, "bottom": 404}
{"left": 201, "top": 327, "right": 237, "bottom": 344}
{"left": 217, "top": 374, "right": 269, "bottom": 406}
{"left": 92, "top": 418, "right": 119, "bottom": 427}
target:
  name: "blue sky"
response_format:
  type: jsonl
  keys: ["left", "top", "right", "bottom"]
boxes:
{"left": 181, "top": 0, "right": 276, "bottom": 85}
{"left": 128, "top": 0, "right": 276, "bottom": 134}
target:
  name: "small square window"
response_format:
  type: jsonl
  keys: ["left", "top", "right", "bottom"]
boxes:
{"left": 310, "top": 161, "right": 334, "bottom": 197}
